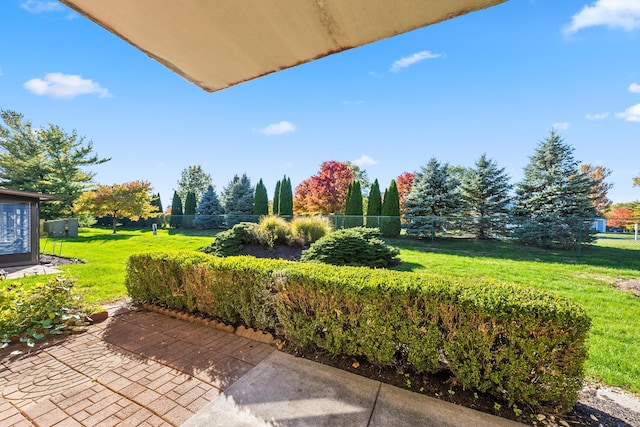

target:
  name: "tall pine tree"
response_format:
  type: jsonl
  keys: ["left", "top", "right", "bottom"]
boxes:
{"left": 194, "top": 185, "right": 224, "bottom": 229}
{"left": 169, "top": 191, "right": 183, "bottom": 229}
{"left": 344, "top": 180, "right": 363, "bottom": 228}
{"left": 380, "top": 180, "right": 401, "bottom": 237}
{"left": 404, "top": 157, "right": 462, "bottom": 237}
{"left": 222, "top": 173, "right": 254, "bottom": 225}
{"left": 512, "top": 130, "right": 596, "bottom": 249}
{"left": 460, "top": 154, "right": 512, "bottom": 239}
{"left": 253, "top": 178, "right": 269, "bottom": 216}
{"left": 273, "top": 180, "right": 281, "bottom": 215}
{"left": 278, "top": 176, "right": 294, "bottom": 218}
{"left": 366, "top": 179, "right": 382, "bottom": 228}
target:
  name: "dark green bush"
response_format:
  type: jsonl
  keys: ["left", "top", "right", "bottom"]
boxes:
{"left": 200, "top": 222, "right": 261, "bottom": 256}
{"left": 300, "top": 227, "right": 399, "bottom": 268}
{"left": 126, "top": 252, "right": 591, "bottom": 413}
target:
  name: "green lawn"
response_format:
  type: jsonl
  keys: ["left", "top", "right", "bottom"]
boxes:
{"left": 36, "top": 227, "right": 216, "bottom": 302}
{"left": 15, "top": 227, "right": 640, "bottom": 394}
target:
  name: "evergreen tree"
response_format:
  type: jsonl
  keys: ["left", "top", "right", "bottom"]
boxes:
{"left": 380, "top": 180, "right": 401, "bottom": 237}
{"left": 194, "top": 184, "right": 224, "bottom": 229}
{"left": 183, "top": 191, "right": 197, "bottom": 228}
{"left": 253, "top": 178, "right": 269, "bottom": 216}
{"left": 344, "top": 180, "right": 363, "bottom": 228}
{"left": 222, "top": 173, "right": 254, "bottom": 224}
{"left": 460, "top": 154, "right": 512, "bottom": 239}
{"left": 273, "top": 180, "right": 281, "bottom": 215}
{"left": 148, "top": 193, "right": 163, "bottom": 227}
{"left": 278, "top": 176, "right": 294, "bottom": 218}
{"left": 366, "top": 179, "right": 382, "bottom": 228}
{"left": 404, "top": 157, "right": 462, "bottom": 237}
{"left": 512, "top": 130, "right": 597, "bottom": 249}
{"left": 169, "top": 191, "right": 183, "bottom": 229}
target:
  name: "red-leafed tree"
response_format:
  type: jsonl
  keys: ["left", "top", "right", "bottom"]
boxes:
{"left": 396, "top": 172, "right": 416, "bottom": 215}
{"left": 606, "top": 206, "right": 635, "bottom": 230}
{"left": 580, "top": 164, "right": 614, "bottom": 216}
{"left": 294, "top": 161, "right": 355, "bottom": 214}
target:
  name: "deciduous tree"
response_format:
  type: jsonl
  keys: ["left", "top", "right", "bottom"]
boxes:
{"left": 176, "top": 165, "right": 212, "bottom": 202}
{"left": 396, "top": 172, "right": 416, "bottom": 216}
{"left": 345, "top": 161, "right": 371, "bottom": 196}
{"left": 460, "top": 154, "right": 512, "bottom": 239}
{"left": 581, "top": 164, "right": 614, "bottom": 216}
{"left": 74, "top": 181, "right": 157, "bottom": 234}
{"left": 0, "top": 109, "right": 110, "bottom": 219}
{"left": 294, "top": 161, "right": 354, "bottom": 214}
{"left": 605, "top": 205, "right": 635, "bottom": 231}
{"left": 512, "top": 130, "right": 596, "bottom": 249}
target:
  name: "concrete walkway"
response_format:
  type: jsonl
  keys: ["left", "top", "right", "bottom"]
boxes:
{"left": 0, "top": 307, "right": 524, "bottom": 426}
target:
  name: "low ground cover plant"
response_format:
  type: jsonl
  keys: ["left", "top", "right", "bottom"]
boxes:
{"left": 0, "top": 276, "right": 96, "bottom": 348}
{"left": 126, "top": 251, "right": 591, "bottom": 413}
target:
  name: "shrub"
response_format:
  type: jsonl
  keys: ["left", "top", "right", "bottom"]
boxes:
{"left": 126, "top": 252, "right": 591, "bottom": 413}
{"left": 1, "top": 277, "right": 96, "bottom": 347}
{"left": 259, "top": 215, "right": 291, "bottom": 245}
{"left": 200, "top": 222, "right": 261, "bottom": 256}
{"left": 289, "top": 216, "right": 333, "bottom": 245}
{"left": 300, "top": 227, "right": 399, "bottom": 268}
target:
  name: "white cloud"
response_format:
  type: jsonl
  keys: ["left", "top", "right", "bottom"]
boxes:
{"left": 390, "top": 51, "right": 441, "bottom": 72}
{"left": 552, "top": 122, "right": 571, "bottom": 131}
{"left": 564, "top": 0, "right": 640, "bottom": 34}
{"left": 352, "top": 155, "right": 378, "bottom": 167}
{"left": 586, "top": 112, "right": 609, "bottom": 120}
{"left": 258, "top": 121, "right": 296, "bottom": 136}
{"left": 20, "top": 0, "right": 64, "bottom": 13}
{"left": 23, "top": 73, "right": 112, "bottom": 99}
{"left": 616, "top": 103, "right": 640, "bottom": 121}
{"left": 629, "top": 82, "right": 640, "bottom": 93}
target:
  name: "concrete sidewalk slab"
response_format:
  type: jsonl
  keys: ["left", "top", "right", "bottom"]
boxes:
{"left": 184, "top": 351, "right": 526, "bottom": 427}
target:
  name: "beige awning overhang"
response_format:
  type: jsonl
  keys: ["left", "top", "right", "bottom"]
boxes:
{"left": 59, "top": 0, "right": 507, "bottom": 93}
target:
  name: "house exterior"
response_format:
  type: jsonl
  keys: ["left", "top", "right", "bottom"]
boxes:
{"left": 0, "top": 189, "right": 59, "bottom": 268}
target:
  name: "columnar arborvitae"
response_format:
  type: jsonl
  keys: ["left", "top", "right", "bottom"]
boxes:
{"left": 512, "top": 130, "right": 596, "bottom": 249}
{"left": 344, "top": 180, "right": 363, "bottom": 228}
{"left": 380, "top": 180, "right": 401, "bottom": 237}
{"left": 366, "top": 179, "right": 382, "bottom": 228}
{"left": 273, "top": 180, "right": 281, "bottom": 215}
{"left": 184, "top": 191, "right": 197, "bottom": 228}
{"left": 460, "top": 154, "right": 512, "bottom": 239}
{"left": 169, "top": 191, "right": 183, "bottom": 229}
{"left": 253, "top": 178, "right": 269, "bottom": 216}
{"left": 278, "top": 176, "right": 294, "bottom": 219}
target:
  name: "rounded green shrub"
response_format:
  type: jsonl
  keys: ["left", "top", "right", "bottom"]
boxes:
{"left": 290, "top": 216, "right": 333, "bottom": 245}
{"left": 300, "top": 227, "right": 399, "bottom": 268}
{"left": 200, "top": 222, "right": 261, "bottom": 256}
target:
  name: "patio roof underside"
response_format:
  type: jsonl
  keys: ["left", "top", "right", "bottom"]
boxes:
{"left": 60, "top": 0, "right": 506, "bottom": 93}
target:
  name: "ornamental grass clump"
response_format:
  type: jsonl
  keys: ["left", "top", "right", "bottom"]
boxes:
{"left": 289, "top": 216, "right": 333, "bottom": 245}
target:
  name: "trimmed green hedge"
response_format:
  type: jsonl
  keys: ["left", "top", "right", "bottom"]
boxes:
{"left": 126, "top": 251, "right": 590, "bottom": 413}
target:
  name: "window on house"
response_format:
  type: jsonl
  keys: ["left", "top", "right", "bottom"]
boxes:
{"left": 0, "top": 202, "right": 31, "bottom": 255}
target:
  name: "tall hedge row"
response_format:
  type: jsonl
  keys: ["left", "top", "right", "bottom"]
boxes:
{"left": 126, "top": 252, "right": 590, "bottom": 413}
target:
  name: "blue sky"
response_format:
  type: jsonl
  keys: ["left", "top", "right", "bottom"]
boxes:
{"left": 2, "top": 0, "right": 639, "bottom": 208}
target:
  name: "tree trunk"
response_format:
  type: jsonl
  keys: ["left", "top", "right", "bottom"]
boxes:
{"left": 112, "top": 211, "right": 118, "bottom": 234}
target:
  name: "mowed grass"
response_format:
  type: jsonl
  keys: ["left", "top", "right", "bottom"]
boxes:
{"left": 387, "top": 234, "right": 640, "bottom": 394}
{"left": 35, "top": 227, "right": 216, "bottom": 303}
{"left": 12, "top": 227, "right": 640, "bottom": 393}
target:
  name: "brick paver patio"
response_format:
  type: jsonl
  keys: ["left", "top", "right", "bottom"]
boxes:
{"left": 0, "top": 307, "right": 275, "bottom": 426}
